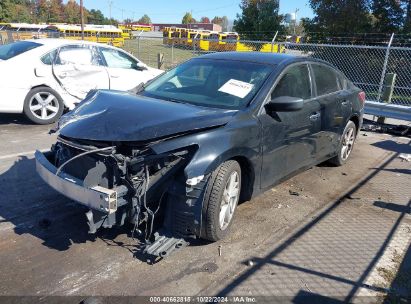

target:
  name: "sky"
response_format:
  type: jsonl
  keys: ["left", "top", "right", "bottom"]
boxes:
{"left": 73, "top": 0, "right": 314, "bottom": 23}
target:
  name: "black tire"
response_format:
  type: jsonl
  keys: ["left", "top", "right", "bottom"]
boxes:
{"left": 23, "top": 87, "right": 64, "bottom": 125}
{"left": 203, "top": 160, "right": 241, "bottom": 242}
{"left": 329, "top": 120, "right": 357, "bottom": 166}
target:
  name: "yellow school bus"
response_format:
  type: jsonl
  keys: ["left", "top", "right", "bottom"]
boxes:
{"left": 118, "top": 24, "right": 132, "bottom": 39}
{"left": 193, "top": 31, "right": 213, "bottom": 51}
{"left": 49, "top": 24, "right": 125, "bottom": 47}
{"left": 121, "top": 28, "right": 132, "bottom": 39}
{"left": 186, "top": 29, "right": 200, "bottom": 47}
{"left": 162, "top": 27, "right": 174, "bottom": 45}
{"left": 209, "top": 32, "right": 239, "bottom": 51}
{"left": 0, "top": 23, "right": 52, "bottom": 41}
{"left": 179, "top": 28, "right": 189, "bottom": 46}
{"left": 131, "top": 24, "right": 152, "bottom": 32}
{"left": 171, "top": 27, "right": 184, "bottom": 45}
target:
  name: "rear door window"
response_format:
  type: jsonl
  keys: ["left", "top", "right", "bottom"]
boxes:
{"left": 271, "top": 64, "right": 312, "bottom": 100}
{"left": 40, "top": 49, "right": 58, "bottom": 65}
{"left": 311, "top": 64, "right": 341, "bottom": 96}
{"left": 99, "top": 47, "right": 138, "bottom": 69}
{"left": 55, "top": 45, "right": 100, "bottom": 66}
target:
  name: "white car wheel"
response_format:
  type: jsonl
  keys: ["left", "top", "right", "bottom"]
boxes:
{"left": 23, "top": 87, "right": 64, "bottom": 125}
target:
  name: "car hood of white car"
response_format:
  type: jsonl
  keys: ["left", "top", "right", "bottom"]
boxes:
{"left": 146, "top": 67, "right": 164, "bottom": 77}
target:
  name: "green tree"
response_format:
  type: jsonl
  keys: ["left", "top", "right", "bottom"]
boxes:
{"left": 12, "top": 4, "right": 34, "bottom": 22}
{"left": 48, "top": 0, "right": 64, "bottom": 23}
{"left": 182, "top": 12, "right": 195, "bottom": 24}
{"left": 64, "top": 0, "right": 80, "bottom": 24}
{"left": 234, "top": 0, "right": 284, "bottom": 40}
{"left": 35, "top": 0, "right": 50, "bottom": 22}
{"left": 307, "top": 0, "right": 373, "bottom": 34}
{"left": 88, "top": 9, "right": 105, "bottom": 24}
{"left": 0, "top": 0, "right": 34, "bottom": 23}
{"left": 1, "top": 0, "right": 13, "bottom": 22}
{"left": 137, "top": 14, "right": 151, "bottom": 24}
{"left": 372, "top": 0, "right": 404, "bottom": 33}
{"left": 200, "top": 16, "right": 210, "bottom": 23}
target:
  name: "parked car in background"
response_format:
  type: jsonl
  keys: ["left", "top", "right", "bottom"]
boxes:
{"left": 35, "top": 53, "right": 364, "bottom": 258}
{"left": 0, "top": 39, "right": 163, "bottom": 124}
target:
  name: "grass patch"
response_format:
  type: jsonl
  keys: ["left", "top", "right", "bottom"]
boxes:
{"left": 123, "top": 39, "right": 197, "bottom": 69}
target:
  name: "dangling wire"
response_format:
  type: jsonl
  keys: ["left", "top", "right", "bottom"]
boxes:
{"left": 56, "top": 146, "right": 115, "bottom": 176}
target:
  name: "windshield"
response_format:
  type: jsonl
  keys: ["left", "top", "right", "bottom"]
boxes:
{"left": 0, "top": 41, "right": 42, "bottom": 60}
{"left": 141, "top": 58, "right": 274, "bottom": 109}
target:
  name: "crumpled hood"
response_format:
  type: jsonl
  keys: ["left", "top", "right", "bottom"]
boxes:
{"left": 58, "top": 90, "right": 236, "bottom": 142}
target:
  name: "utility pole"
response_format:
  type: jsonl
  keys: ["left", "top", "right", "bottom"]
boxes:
{"left": 80, "top": 0, "right": 84, "bottom": 40}
{"left": 293, "top": 8, "right": 299, "bottom": 35}
{"left": 108, "top": 0, "right": 113, "bottom": 24}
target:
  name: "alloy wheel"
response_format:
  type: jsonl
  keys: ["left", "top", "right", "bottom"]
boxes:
{"left": 219, "top": 171, "right": 240, "bottom": 230}
{"left": 29, "top": 92, "right": 60, "bottom": 121}
{"left": 341, "top": 127, "right": 355, "bottom": 161}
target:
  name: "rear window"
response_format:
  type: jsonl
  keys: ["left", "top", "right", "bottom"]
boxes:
{"left": 0, "top": 41, "right": 42, "bottom": 60}
{"left": 311, "top": 64, "right": 341, "bottom": 96}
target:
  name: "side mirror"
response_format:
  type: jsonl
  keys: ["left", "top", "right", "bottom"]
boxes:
{"left": 265, "top": 96, "right": 304, "bottom": 112}
{"left": 132, "top": 63, "right": 148, "bottom": 71}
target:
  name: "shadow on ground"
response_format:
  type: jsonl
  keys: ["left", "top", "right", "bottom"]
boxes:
{"left": 0, "top": 113, "right": 32, "bottom": 125}
{"left": 215, "top": 143, "right": 411, "bottom": 303}
{"left": 0, "top": 156, "right": 159, "bottom": 262}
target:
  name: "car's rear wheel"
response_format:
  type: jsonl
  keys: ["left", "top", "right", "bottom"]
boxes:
{"left": 23, "top": 87, "right": 64, "bottom": 125}
{"left": 329, "top": 120, "right": 357, "bottom": 166}
{"left": 203, "top": 160, "right": 241, "bottom": 241}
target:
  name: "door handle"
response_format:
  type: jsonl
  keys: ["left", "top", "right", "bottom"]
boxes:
{"left": 341, "top": 100, "right": 350, "bottom": 106}
{"left": 309, "top": 112, "right": 321, "bottom": 121}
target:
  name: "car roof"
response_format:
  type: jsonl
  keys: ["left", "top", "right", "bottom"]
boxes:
{"left": 25, "top": 38, "right": 119, "bottom": 50}
{"left": 198, "top": 52, "right": 326, "bottom": 66}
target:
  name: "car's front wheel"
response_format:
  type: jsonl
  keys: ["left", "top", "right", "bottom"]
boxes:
{"left": 23, "top": 87, "right": 64, "bottom": 125}
{"left": 203, "top": 160, "right": 241, "bottom": 241}
{"left": 329, "top": 120, "right": 357, "bottom": 166}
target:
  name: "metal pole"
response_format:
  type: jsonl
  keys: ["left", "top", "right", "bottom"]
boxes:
{"left": 377, "top": 33, "right": 395, "bottom": 102}
{"left": 293, "top": 8, "right": 299, "bottom": 36}
{"left": 193, "top": 32, "right": 199, "bottom": 53}
{"left": 137, "top": 30, "right": 143, "bottom": 58}
{"left": 271, "top": 31, "right": 278, "bottom": 52}
{"left": 80, "top": 0, "right": 84, "bottom": 40}
{"left": 171, "top": 38, "right": 174, "bottom": 66}
{"left": 108, "top": 0, "right": 113, "bottom": 25}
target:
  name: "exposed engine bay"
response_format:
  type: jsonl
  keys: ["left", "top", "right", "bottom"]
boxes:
{"left": 41, "top": 135, "right": 208, "bottom": 259}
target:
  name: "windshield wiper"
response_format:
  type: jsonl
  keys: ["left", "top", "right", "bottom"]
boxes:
{"left": 162, "top": 97, "right": 188, "bottom": 104}
{"left": 128, "top": 82, "right": 145, "bottom": 94}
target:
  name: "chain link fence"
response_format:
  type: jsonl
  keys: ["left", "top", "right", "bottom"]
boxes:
{"left": 1, "top": 31, "right": 411, "bottom": 107}
{"left": 124, "top": 36, "right": 411, "bottom": 107}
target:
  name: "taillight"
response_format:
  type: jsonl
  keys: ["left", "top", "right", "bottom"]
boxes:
{"left": 358, "top": 91, "right": 366, "bottom": 108}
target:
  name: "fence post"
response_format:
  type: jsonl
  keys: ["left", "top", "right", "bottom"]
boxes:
{"left": 157, "top": 53, "right": 164, "bottom": 69}
{"left": 193, "top": 33, "right": 199, "bottom": 53}
{"left": 137, "top": 30, "right": 144, "bottom": 58}
{"left": 377, "top": 33, "right": 395, "bottom": 102}
{"left": 171, "top": 38, "right": 174, "bottom": 67}
{"left": 271, "top": 31, "right": 279, "bottom": 53}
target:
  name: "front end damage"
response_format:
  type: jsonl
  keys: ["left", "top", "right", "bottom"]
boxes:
{"left": 35, "top": 135, "right": 209, "bottom": 259}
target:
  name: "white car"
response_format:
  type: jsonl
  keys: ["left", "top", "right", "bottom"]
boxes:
{"left": 0, "top": 39, "right": 163, "bottom": 124}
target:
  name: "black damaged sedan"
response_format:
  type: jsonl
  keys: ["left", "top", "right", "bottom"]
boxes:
{"left": 35, "top": 52, "right": 364, "bottom": 257}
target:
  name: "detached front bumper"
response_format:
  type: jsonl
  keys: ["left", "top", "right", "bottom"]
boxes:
{"left": 34, "top": 150, "right": 118, "bottom": 214}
